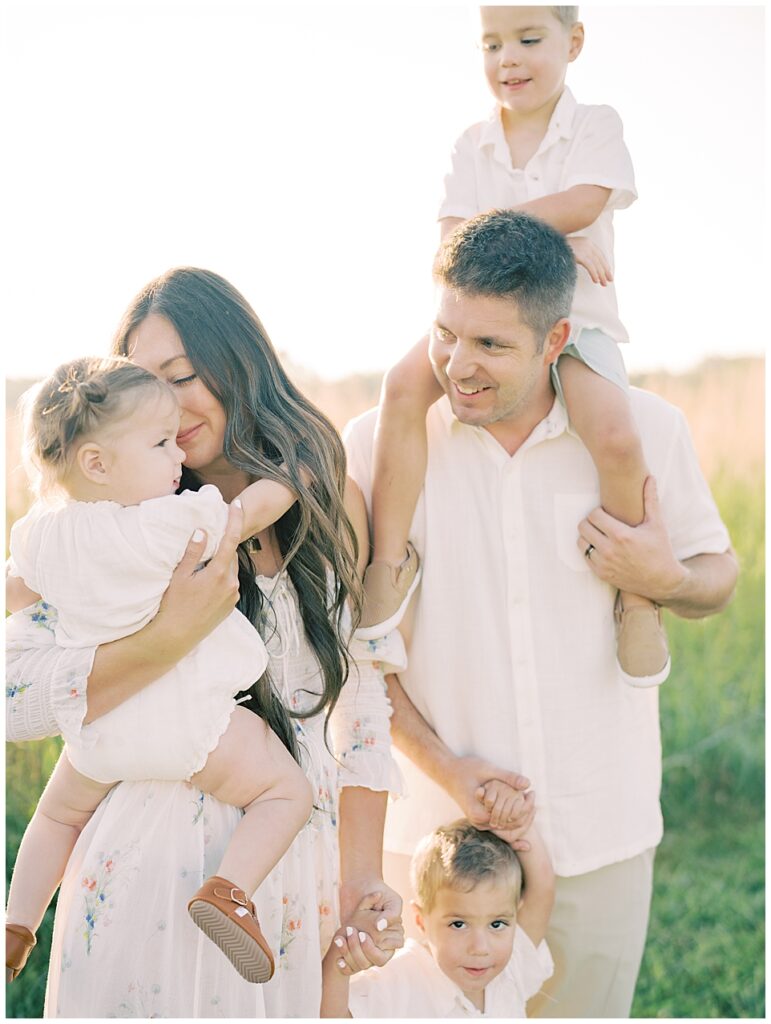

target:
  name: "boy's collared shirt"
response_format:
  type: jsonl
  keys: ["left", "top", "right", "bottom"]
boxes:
{"left": 348, "top": 928, "right": 553, "bottom": 1018}
{"left": 345, "top": 391, "right": 730, "bottom": 876}
{"left": 438, "top": 88, "right": 637, "bottom": 343}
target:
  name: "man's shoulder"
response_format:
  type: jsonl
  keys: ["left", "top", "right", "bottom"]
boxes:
{"left": 629, "top": 386, "right": 688, "bottom": 432}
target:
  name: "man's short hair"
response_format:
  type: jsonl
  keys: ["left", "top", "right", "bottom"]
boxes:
{"left": 433, "top": 210, "right": 577, "bottom": 346}
{"left": 410, "top": 819, "right": 523, "bottom": 913}
{"left": 551, "top": 6, "right": 579, "bottom": 27}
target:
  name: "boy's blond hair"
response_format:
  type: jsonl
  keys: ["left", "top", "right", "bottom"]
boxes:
{"left": 410, "top": 819, "right": 523, "bottom": 913}
{"left": 551, "top": 6, "right": 579, "bottom": 27}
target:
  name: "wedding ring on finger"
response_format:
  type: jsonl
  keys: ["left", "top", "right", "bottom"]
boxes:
{"left": 584, "top": 543, "right": 595, "bottom": 559}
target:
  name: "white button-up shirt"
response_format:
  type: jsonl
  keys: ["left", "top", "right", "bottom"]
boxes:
{"left": 438, "top": 88, "right": 637, "bottom": 343}
{"left": 345, "top": 391, "right": 730, "bottom": 876}
{"left": 348, "top": 930, "right": 553, "bottom": 1018}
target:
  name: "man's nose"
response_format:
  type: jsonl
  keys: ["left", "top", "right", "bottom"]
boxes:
{"left": 446, "top": 341, "right": 477, "bottom": 382}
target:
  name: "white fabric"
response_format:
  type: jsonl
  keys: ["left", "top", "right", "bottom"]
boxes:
{"left": 349, "top": 929, "right": 553, "bottom": 1018}
{"left": 8, "top": 485, "right": 269, "bottom": 783}
{"left": 31, "top": 571, "right": 403, "bottom": 1018}
{"left": 345, "top": 390, "right": 730, "bottom": 876}
{"left": 438, "top": 88, "right": 636, "bottom": 343}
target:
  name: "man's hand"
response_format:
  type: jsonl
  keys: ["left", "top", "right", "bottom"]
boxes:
{"left": 445, "top": 756, "right": 533, "bottom": 832}
{"left": 567, "top": 236, "right": 613, "bottom": 286}
{"left": 478, "top": 779, "right": 536, "bottom": 847}
{"left": 576, "top": 476, "right": 687, "bottom": 602}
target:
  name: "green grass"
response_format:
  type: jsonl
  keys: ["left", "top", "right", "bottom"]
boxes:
{"left": 6, "top": 476, "right": 764, "bottom": 1018}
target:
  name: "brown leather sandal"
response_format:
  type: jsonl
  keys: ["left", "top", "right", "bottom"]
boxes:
{"left": 6, "top": 924, "right": 36, "bottom": 982}
{"left": 187, "top": 875, "right": 275, "bottom": 984}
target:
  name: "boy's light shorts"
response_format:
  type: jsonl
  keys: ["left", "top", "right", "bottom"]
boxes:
{"left": 551, "top": 326, "right": 629, "bottom": 409}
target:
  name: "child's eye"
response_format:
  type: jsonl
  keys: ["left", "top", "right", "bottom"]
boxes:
{"left": 171, "top": 373, "right": 197, "bottom": 387}
{"left": 449, "top": 920, "right": 466, "bottom": 930}
{"left": 156, "top": 438, "right": 169, "bottom": 447}
{"left": 481, "top": 41, "right": 501, "bottom": 53}
{"left": 490, "top": 919, "right": 509, "bottom": 930}
{"left": 521, "top": 37, "right": 542, "bottom": 46}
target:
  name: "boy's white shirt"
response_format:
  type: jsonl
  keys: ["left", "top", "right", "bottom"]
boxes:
{"left": 438, "top": 87, "right": 637, "bottom": 343}
{"left": 348, "top": 927, "right": 553, "bottom": 1018}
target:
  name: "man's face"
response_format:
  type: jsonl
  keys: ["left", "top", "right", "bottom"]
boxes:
{"left": 429, "top": 286, "right": 560, "bottom": 431}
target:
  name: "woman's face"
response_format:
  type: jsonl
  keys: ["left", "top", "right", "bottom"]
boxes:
{"left": 127, "top": 313, "right": 229, "bottom": 475}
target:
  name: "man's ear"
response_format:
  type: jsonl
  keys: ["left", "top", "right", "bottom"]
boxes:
{"left": 543, "top": 318, "right": 571, "bottom": 366}
{"left": 76, "top": 442, "right": 110, "bottom": 485}
{"left": 411, "top": 899, "right": 426, "bottom": 934}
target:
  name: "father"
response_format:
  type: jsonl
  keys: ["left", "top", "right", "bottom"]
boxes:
{"left": 344, "top": 211, "right": 738, "bottom": 1018}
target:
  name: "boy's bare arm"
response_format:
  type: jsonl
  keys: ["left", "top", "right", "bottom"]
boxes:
{"left": 321, "top": 948, "right": 353, "bottom": 1018}
{"left": 440, "top": 184, "right": 611, "bottom": 242}
{"left": 494, "top": 823, "right": 555, "bottom": 947}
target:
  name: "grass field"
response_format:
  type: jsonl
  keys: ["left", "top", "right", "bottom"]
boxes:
{"left": 5, "top": 359, "right": 764, "bottom": 1018}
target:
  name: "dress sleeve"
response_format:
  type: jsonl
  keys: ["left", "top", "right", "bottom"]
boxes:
{"left": 437, "top": 129, "right": 480, "bottom": 222}
{"left": 329, "top": 632, "right": 407, "bottom": 796}
{"left": 563, "top": 105, "right": 637, "bottom": 211}
{"left": 6, "top": 601, "right": 93, "bottom": 743}
{"left": 134, "top": 485, "right": 228, "bottom": 569}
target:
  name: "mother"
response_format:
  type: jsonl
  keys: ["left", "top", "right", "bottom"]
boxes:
{"left": 6, "top": 268, "right": 404, "bottom": 1017}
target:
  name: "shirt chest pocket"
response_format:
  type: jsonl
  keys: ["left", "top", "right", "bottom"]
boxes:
{"left": 553, "top": 492, "right": 600, "bottom": 572}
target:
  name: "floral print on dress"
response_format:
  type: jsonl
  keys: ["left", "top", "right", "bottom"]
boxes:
{"left": 109, "top": 979, "right": 163, "bottom": 1018}
{"left": 80, "top": 845, "right": 139, "bottom": 955}
{"left": 279, "top": 893, "right": 304, "bottom": 965}
{"left": 29, "top": 600, "right": 56, "bottom": 631}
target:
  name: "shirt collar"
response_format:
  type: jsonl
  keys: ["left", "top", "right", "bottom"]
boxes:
{"left": 442, "top": 394, "right": 571, "bottom": 454}
{"left": 479, "top": 86, "right": 578, "bottom": 162}
{"left": 406, "top": 940, "right": 483, "bottom": 1016}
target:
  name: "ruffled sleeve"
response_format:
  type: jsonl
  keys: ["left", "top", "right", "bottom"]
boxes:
{"left": 6, "top": 601, "right": 93, "bottom": 743}
{"left": 329, "top": 631, "right": 406, "bottom": 797}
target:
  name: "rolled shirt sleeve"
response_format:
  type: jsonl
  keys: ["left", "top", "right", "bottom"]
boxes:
{"left": 563, "top": 105, "right": 637, "bottom": 211}
{"left": 438, "top": 129, "right": 481, "bottom": 222}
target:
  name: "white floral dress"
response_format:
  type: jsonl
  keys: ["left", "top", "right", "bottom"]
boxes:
{"left": 6, "top": 574, "right": 404, "bottom": 1018}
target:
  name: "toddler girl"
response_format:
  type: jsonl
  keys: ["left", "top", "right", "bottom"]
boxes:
{"left": 5, "top": 356, "right": 313, "bottom": 985}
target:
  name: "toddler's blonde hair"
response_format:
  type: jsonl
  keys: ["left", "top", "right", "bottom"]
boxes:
{"left": 21, "top": 355, "right": 171, "bottom": 497}
{"left": 551, "top": 7, "right": 579, "bottom": 27}
{"left": 410, "top": 819, "right": 523, "bottom": 914}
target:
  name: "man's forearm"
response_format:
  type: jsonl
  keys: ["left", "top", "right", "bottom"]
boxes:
{"left": 657, "top": 549, "right": 739, "bottom": 619}
{"left": 384, "top": 673, "right": 456, "bottom": 786}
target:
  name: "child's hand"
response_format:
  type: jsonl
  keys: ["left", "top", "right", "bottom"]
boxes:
{"left": 567, "top": 236, "right": 613, "bottom": 286}
{"left": 476, "top": 779, "right": 536, "bottom": 841}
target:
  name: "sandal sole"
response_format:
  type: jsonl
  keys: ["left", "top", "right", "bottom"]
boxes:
{"left": 188, "top": 900, "right": 274, "bottom": 983}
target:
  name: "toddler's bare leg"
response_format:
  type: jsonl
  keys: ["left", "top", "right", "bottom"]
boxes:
{"left": 372, "top": 335, "right": 443, "bottom": 566}
{"left": 560, "top": 357, "right": 649, "bottom": 610}
{"left": 6, "top": 752, "right": 113, "bottom": 933}
{"left": 189, "top": 707, "right": 313, "bottom": 896}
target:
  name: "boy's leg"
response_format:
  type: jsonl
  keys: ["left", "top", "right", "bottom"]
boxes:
{"left": 187, "top": 707, "right": 312, "bottom": 982}
{"left": 527, "top": 849, "right": 655, "bottom": 1019}
{"left": 6, "top": 752, "right": 112, "bottom": 977}
{"left": 359, "top": 336, "right": 439, "bottom": 635}
{"left": 372, "top": 334, "right": 442, "bottom": 566}
{"left": 559, "top": 357, "right": 669, "bottom": 683}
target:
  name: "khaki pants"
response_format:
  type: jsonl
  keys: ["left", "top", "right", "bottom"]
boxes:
{"left": 383, "top": 847, "right": 655, "bottom": 1019}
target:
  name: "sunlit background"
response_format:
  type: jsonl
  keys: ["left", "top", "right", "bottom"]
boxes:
{"left": 1, "top": 2, "right": 765, "bottom": 382}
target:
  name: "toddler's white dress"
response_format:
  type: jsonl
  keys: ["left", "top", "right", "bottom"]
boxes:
{"left": 8, "top": 485, "right": 268, "bottom": 782}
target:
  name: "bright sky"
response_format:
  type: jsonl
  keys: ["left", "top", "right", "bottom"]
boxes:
{"left": 2, "top": 2, "right": 765, "bottom": 381}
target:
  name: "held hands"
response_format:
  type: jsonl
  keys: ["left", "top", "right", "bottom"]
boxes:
{"left": 476, "top": 780, "right": 536, "bottom": 850}
{"left": 567, "top": 236, "right": 613, "bottom": 286}
{"left": 339, "top": 880, "right": 403, "bottom": 956}
{"left": 576, "top": 476, "right": 687, "bottom": 602}
{"left": 330, "top": 891, "right": 404, "bottom": 976}
{"left": 446, "top": 756, "right": 534, "bottom": 835}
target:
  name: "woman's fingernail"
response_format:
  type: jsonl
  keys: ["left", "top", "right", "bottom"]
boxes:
{"left": 359, "top": 932, "right": 367, "bottom": 943}
{"left": 376, "top": 918, "right": 387, "bottom": 932}
{"left": 346, "top": 926, "right": 354, "bottom": 936}
{"left": 334, "top": 937, "right": 344, "bottom": 948}
{"left": 233, "top": 498, "right": 242, "bottom": 509}
{"left": 192, "top": 529, "right": 204, "bottom": 542}
{"left": 337, "top": 958, "right": 346, "bottom": 970}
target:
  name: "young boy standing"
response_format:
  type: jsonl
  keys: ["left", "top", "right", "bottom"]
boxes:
{"left": 321, "top": 819, "right": 554, "bottom": 1017}
{"left": 362, "top": 6, "right": 670, "bottom": 688}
